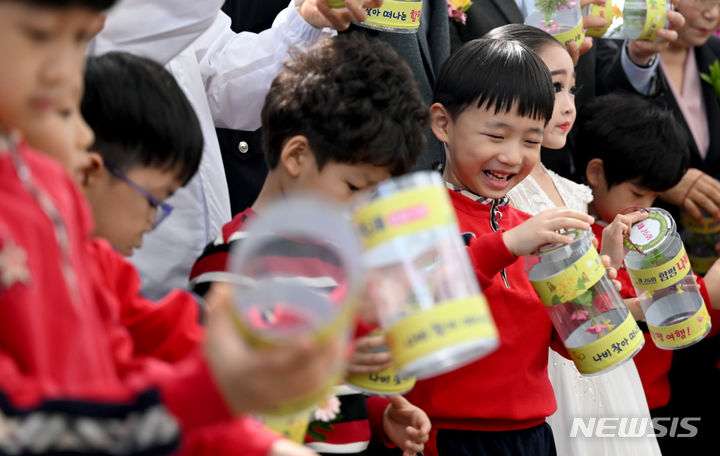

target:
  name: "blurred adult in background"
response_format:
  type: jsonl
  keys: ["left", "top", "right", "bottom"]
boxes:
{"left": 451, "top": 0, "right": 683, "bottom": 179}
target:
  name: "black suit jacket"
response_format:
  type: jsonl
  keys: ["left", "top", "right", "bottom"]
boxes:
{"left": 346, "top": 0, "right": 451, "bottom": 171}
{"left": 659, "top": 37, "right": 720, "bottom": 179}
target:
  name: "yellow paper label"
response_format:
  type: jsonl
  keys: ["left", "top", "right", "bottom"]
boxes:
{"left": 257, "top": 410, "right": 312, "bottom": 444}
{"left": 626, "top": 246, "right": 691, "bottom": 291}
{"left": 326, "top": 0, "right": 347, "bottom": 7}
{"left": 648, "top": 303, "right": 712, "bottom": 349}
{"left": 362, "top": 0, "right": 423, "bottom": 30}
{"left": 585, "top": 2, "right": 614, "bottom": 37}
{"left": 680, "top": 211, "right": 720, "bottom": 235}
{"left": 353, "top": 186, "right": 455, "bottom": 250}
{"left": 386, "top": 295, "right": 497, "bottom": 369}
{"left": 553, "top": 20, "right": 585, "bottom": 49}
{"left": 530, "top": 247, "right": 605, "bottom": 306}
{"left": 346, "top": 366, "right": 417, "bottom": 395}
{"left": 638, "top": 0, "right": 667, "bottom": 41}
{"left": 569, "top": 312, "right": 644, "bottom": 374}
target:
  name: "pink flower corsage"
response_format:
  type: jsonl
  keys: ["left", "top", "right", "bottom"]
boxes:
{"left": 447, "top": 0, "right": 472, "bottom": 24}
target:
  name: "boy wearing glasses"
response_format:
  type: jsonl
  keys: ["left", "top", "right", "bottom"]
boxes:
{"left": 80, "top": 52, "right": 199, "bottom": 256}
{"left": 18, "top": 48, "right": 344, "bottom": 454}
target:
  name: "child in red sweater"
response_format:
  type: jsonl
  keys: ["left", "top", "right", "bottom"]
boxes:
{"left": 574, "top": 92, "right": 720, "bottom": 455}
{"left": 401, "top": 38, "right": 606, "bottom": 456}
{"left": 190, "top": 34, "right": 432, "bottom": 456}
{"left": 0, "top": 2, "right": 344, "bottom": 455}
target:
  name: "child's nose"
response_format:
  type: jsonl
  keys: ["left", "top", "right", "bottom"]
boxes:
{"left": 498, "top": 142, "right": 522, "bottom": 166}
{"left": 42, "top": 45, "right": 84, "bottom": 90}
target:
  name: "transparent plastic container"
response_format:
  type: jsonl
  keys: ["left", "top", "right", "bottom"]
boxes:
{"left": 525, "top": 229, "right": 644, "bottom": 375}
{"left": 345, "top": 330, "right": 417, "bottom": 395}
{"left": 583, "top": 0, "right": 671, "bottom": 40}
{"left": 624, "top": 208, "right": 712, "bottom": 350}
{"left": 525, "top": 0, "right": 585, "bottom": 49}
{"left": 354, "top": 0, "right": 424, "bottom": 33}
{"left": 229, "top": 196, "right": 363, "bottom": 416}
{"left": 680, "top": 209, "right": 720, "bottom": 275}
{"left": 352, "top": 171, "right": 498, "bottom": 380}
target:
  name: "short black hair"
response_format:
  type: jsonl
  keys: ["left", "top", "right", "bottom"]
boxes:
{"left": 484, "top": 23, "right": 564, "bottom": 56}
{"left": 433, "top": 38, "right": 554, "bottom": 125}
{"left": 261, "top": 34, "right": 428, "bottom": 176}
{"left": 10, "top": 0, "right": 116, "bottom": 10}
{"left": 574, "top": 92, "right": 689, "bottom": 192}
{"left": 82, "top": 52, "right": 203, "bottom": 186}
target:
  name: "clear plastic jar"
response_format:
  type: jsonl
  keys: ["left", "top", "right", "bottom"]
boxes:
{"left": 525, "top": 0, "right": 585, "bottom": 49}
{"left": 354, "top": 0, "right": 424, "bottom": 33}
{"left": 624, "top": 208, "right": 712, "bottom": 349}
{"left": 352, "top": 171, "right": 498, "bottom": 380}
{"left": 229, "top": 196, "right": 362, "bottom": 416}
{"left": 680, "top": 209, "right": 720, "bottom": 275}
{"left": 525, "top": 229, "right": 644, "bottom": 375}
{"left": 583, "top": 0, "right": 671, "bottom": 40}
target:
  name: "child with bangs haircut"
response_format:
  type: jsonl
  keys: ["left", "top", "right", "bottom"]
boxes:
{"left": 81, "top": 51, "right": 203, "bottom": 257}
{"left": 190, "top": 33, "right": 432, "bottom": 456}
{"left": 401, "top": 38, "right": 607, "bottom": 456}
{"left": 575, "top": 93, "right": 720, "bottom": 455}
{"left": 1, "top": 2, "right": 352, "bottom": 455}
{"left": 190, "top": 33, "right": 428, "bottom": 294}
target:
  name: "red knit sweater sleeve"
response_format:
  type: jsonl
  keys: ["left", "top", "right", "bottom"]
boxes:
{"left": 466, "top": 230, "right": 518, "bottom": 290}
{"left": 87, "top": 239, "right": 204, "bottom": 363}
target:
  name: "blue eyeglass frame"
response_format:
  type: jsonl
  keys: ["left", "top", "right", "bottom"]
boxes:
{"left": 103, "top": 162, "right": 174, "bottom": 229}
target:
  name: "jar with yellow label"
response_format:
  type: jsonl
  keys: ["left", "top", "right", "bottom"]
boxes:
{"left": 583, "top": 0, "right": 671, "bottom": 41}
{"left": 351, "top": 171, "right": 499, "bottom": 380}
{"left": 679, "top": 209, "right": 720, "bottom": 275}
{"left": 524, "top": 0, "right": 585, "bottom": 49}
{"left": 624, "top": 208, "right": 712, "bottom": 350}
{"left": 229, "top": 196, "right": 363, "bottom": 417}
{"left": 525, "top": 229, "right": 644, "bottom": 375}
{"left": 354, "top": 0, "right": 424, "bottom": 33}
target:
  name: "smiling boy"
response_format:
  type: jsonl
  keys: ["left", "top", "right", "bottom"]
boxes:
{"left": 402, "top": 38, "right": 597, "bottom": 456}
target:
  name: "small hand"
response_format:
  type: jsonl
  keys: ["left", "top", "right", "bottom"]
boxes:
{"left": 382, "top": 395, "right": 431, "bottom": 456}
{"left": 346, "top": 333, "right": 394, "bottom": 376}
{"left": 503, "top": 208, "right": 594, "bottom": 257}
{"left": 600, "top": 211, "right": 648, "bottom": 270}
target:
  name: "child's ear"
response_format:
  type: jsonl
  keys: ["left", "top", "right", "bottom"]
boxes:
{"left": 585, "top": 158, "right": 606, "bottom": 188}
{"left": 279, "top": 135, "right": 314, "bottom": 178}
{"left": 429, "top": 103, "right": 452, "bottom": 144}
{"left": 82, "top": 152, "right": 104, "bottom": 189}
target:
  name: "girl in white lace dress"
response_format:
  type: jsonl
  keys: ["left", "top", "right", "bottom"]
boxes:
{"left": 487, "top": 25, "right": 661, "bottom": 456}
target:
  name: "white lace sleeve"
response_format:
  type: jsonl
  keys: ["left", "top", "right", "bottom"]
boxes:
{"left": 508, "top": 175, "right": 556, "bottom": 216}
{"left": 546, "top": 168, "right": 593, "bottom": 214}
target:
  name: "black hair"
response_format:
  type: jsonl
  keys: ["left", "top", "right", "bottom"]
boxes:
{"left": 484, "top": 23, "right": 564, "bottom": 55}
{"left": 574, "top": 92, "right": 689, "bottom": 192}
{"left": 82, "top": 52, "right": 203, "bottom": 186}
{"left": 433, "top": 38, "right": 554, "bottom": 125}
{"left": 9, "top": 0, "right": 116, "bottom": 10}
{"left": 262, "top": 34, "right": 428, "bottom": 176}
